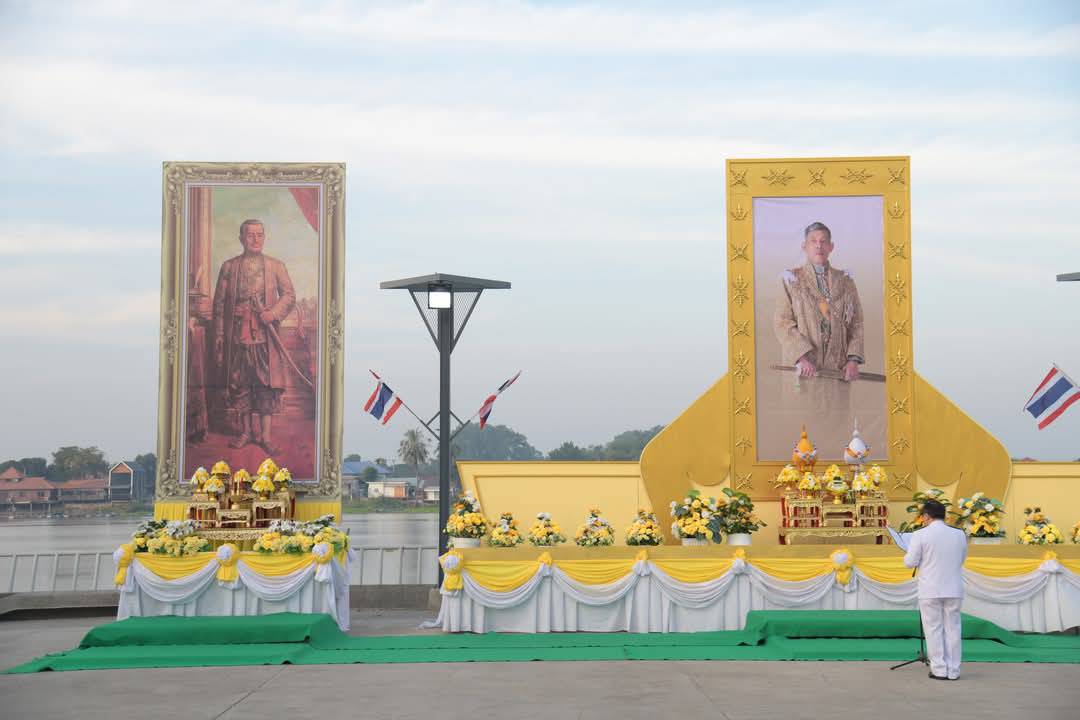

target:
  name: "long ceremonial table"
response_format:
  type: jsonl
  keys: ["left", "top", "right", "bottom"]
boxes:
{"left": 436, "top": 544, "right": 1080, "bottom": 634}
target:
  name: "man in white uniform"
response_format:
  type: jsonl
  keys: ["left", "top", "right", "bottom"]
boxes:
{"left": 903, "top": 499, "right": 968, "bottom": 680}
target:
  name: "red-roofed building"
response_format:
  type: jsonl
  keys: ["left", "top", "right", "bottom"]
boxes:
{"left": 0, "top": 469, "right": 59, "bottom": 511}
{"left": 56, "top": 476, "right": 110, "bottom": 503}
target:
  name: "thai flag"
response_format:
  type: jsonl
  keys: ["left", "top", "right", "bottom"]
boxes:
{"left": 364, "top": 372, "right": 403, "bottom": 425}
{"left": 1023, "top": 365, "right": 1080, "bottom": 430}
{"left": 478, "top": 371, "right": 521, "bottom": 429}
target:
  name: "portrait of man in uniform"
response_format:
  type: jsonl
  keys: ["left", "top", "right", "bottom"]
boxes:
{"left": 213, "top": 219, "right": 297, "bottom": 455}
{"left": 753, "top": 197, "right": 886, "bottom": 461}
{"left": 182, "top": 185, "right": 321, "bottom": 481}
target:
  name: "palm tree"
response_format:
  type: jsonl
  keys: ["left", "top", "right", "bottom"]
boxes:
{"left": 398, "top": 429, "right": 430, "bottom": 495}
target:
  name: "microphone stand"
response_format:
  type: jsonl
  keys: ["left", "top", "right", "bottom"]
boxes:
{"left": 890, "top": 566, "right": 928, "bottom": 670}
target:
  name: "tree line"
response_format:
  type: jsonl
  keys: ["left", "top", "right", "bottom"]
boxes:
{"left": 0, "top": 447, "right": 156, "bottom": 483}
{"left": 346, "top": 424, "right": 665, "bottom": 482}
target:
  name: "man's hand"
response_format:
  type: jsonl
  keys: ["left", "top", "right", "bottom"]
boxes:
{"left": 844, "top": 359, "right": 860, "bottom": 382}
{"left": 214, "top": 336, "right": 224, "bottom": 367}
{"left": 259, "top": 309, "right": 275, "bottom": 325}
{"left": 795, "top": 355, "right": 817, "bottom": 378}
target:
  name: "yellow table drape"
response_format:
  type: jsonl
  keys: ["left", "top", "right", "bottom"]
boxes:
{"left": 652, "top": 558, "right": 735, "bottom": 583}
{"left": 463, "top": 560, "right": 547, "bottom": 592}
{"left": 747, "top": 558, "right": 833, "bottom": 582}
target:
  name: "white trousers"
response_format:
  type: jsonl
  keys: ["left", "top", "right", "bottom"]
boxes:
{"left": 919, "top": 597, "right": 963, "bottom": 679}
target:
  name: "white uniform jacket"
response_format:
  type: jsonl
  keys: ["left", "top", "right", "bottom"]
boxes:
{"left": 903, "top": 520, "right": 968, "bottom": 599}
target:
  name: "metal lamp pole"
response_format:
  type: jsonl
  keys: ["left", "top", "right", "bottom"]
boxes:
{"left": 437, "top": 302, "right": 453, "bottom": 559}
{"left": 379, "top": 273, "right": 511, "bottom": 566}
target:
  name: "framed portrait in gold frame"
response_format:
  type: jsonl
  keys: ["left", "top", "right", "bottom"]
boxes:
{"left": 726, "top": 157, "right": 913, "bottom": 500}
{"left": 155, "top": 162, "right": 345, "bottom": 502}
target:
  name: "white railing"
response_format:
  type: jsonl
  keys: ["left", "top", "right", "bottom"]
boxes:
{"left": 0, "top": 546, "right": 440, "bottom": 593}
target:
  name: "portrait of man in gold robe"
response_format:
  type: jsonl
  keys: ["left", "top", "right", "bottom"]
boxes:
{"left": 774, "top": 221, "right": 865, "bottom": 383}
{"left": 752, "top": 195, "right": 885, "bottom": 462}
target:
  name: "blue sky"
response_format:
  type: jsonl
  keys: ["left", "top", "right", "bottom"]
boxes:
{"left": 1, "top": 0, "right": 1078, "bottom": 464}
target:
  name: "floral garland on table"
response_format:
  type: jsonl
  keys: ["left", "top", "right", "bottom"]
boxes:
{"left": 133, "top": 519, "right": 211, "bottom": 557}
{"left": 444, "top": 491, "right": 488, "bottom": 539}
{"left": 575, "top": 508, "right": 615, "bottom": 546}
{"left": 528, "top": 512, "right": 566, "bottom": 546}
{"left": 898, "top": 489, "right": 953, "bottom": 533}
{"left": 950, "top": 492, "right": 1005, "bottom": 538}
{"left": 489, "top": 512, "right": 524, "bottom": 547}
{"left": 253, "top": 514, "right": 349, "bottom": 554}
{"left": 1017, "top": 507, "right": 1064, "bottom": 545}
{"left": 866, "top": 465, "right": 887, "bottom": 488}
{"left": 718, "top": 488, "right": 766, "bottom": 535}
{"left": 670, "top": 490, "right": 722, "bottom": 542}
{"left": 625, "top": 510, "right": 664, "bottom": 546}
{"left": 1073, "top": 520, "right": 1080, "bottom": 544}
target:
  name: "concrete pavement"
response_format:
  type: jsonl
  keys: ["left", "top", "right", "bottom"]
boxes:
{"left": 2, "top": 611, "right": 1078, "bottom": 720}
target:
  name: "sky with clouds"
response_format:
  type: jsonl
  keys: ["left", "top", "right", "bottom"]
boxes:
{"left": 1, "top": 0, "right": 1078, "bottom": 465}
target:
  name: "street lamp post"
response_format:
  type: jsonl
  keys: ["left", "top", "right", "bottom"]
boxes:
{"left": 380, "top": 274, "right": 511, "bottom": 563}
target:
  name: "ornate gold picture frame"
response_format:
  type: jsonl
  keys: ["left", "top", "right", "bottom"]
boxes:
{"left": 726, "top": 156, "right": 913, "bottom": 500}
{"left": 155, "top": 162, "right": 345, "bottom": 502}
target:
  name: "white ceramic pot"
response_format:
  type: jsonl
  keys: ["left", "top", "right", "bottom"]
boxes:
{"left": 726, "top": 533, "right": 752, "bottom": 546}
{"left": 451, "top": 537, "right": 481, "bottom": 549}
{"left": 681, "top": 537, "right": 708, "bottom": 546}
{"left": 969, "top": 536, "right": 1004, "bottom": 545}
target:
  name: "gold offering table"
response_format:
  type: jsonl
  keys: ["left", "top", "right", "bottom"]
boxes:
{"left": 780, "top": 490, "right": 889, "bottom": 545}
{"left": 186, "top": 490, "right": 295, "bottom": 530}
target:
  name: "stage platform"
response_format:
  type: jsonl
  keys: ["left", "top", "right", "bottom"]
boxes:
{"left": 6, "top": 610, "right": 1080, "bottom": 673}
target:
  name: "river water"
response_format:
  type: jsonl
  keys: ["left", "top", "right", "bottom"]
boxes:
{"left": 0, "top": 514, "right": 440, "bottom": 589}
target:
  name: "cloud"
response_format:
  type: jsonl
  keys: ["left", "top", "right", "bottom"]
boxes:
{"left": 0, "top": 222, "right": 157, "bottom": 255}
{"left": 47, "top": 1, "right": 1080, "bottom": 58}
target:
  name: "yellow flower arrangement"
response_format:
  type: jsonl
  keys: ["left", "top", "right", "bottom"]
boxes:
{"left": 775, "top": 464, "right": 800, "bottom": 488}
{"left": 190, "top": 466, "right": 209, "bottom": 490}
{"left": 489, "top": 512, "right": 524, "bottom": 547}
{"left": 1018, "top": 506, "right": 1063, "bottom": 545}
{"left": 851, "top": 472, "right": 873, "bottom": 494}
{"left": 203, "top": 475, "right": 226, "bottom": 495}
{"left": 273, "top": 467, "right": 292, "bottom": 488}
{"left": 866, "top": 465, "right": 887, "bottom": 487}
{"left": 134, "top": 519, "right": 209, "bottom": 556}
{"left": 949, "top": 492, "right": 1006, "bottom": 538}
{"left": 257, "top": 458, "right": 279, "bottom": 477}
{"left": 252, "top": 474, "right": 276, "bottom": 496}
{"left": 1072, "top": 520, "right": 1080, "bottom": 544}
{"left": 670, "top": 490, "right": 722, "bottom": 542}
{"left": 528, "top": 512, "right": 567, "bottom": 546}
{"left": 210, "top": 460, "right": 231, "bottom": 477}
{"left": 575, "top": 507, "right": 615, "bottom": 546}
{"left": 254, "top": 516, "right": 348, "bottom": 554}
{"left": 625, "top": 509, "right": 664, "bottom": 546}
{"left": 444, "top": 491, "right": 488, "bottom": 539}
{"left": 798, "top": 472, "right": 820, "bottom": 492}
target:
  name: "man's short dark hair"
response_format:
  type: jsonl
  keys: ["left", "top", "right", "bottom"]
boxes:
{"left": 804, "top": 221, "right": 831, "bottom": 242}
{"left": 239, "top": 218, "right": 264, "bottom": 238}
{"left": 922, "top": 499, "right": 947, "bottom": 520}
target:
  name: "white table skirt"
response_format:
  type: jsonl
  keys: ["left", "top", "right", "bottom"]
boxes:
{"left": 117, "top": 556, "right": 351, "bottom": 631}
{"left": 439, "top": 573, "right": 1080, "bottom": 634}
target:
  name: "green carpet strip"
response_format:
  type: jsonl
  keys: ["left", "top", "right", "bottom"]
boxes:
{"left": 7, "top": 611, "right": 1080, "bottom": 673}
